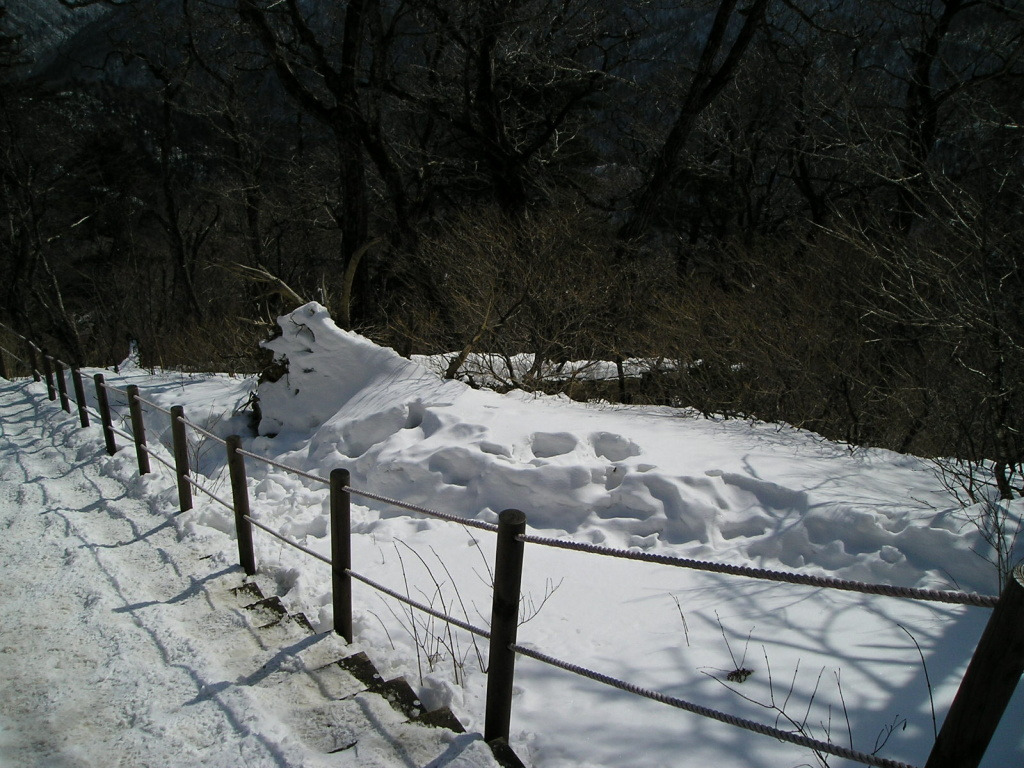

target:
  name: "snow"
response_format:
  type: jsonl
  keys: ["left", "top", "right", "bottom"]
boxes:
{"left": 1, "top": 301, "right": 1022, "bottom": 768}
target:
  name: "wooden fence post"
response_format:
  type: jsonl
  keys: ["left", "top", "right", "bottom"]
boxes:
{"left": 71, "top": 368, "right": 89, "bottom": 428}
{"left": 42, "top": 353, "right": 56, "bottom": 401}
{"left": 170, "top": 405, "right": 192, "bottom": 513}
{"left": 26, "top": 342, "right": 40, "bottom": 382}
{"left": 484, "top": 508, "right": 528, "bottom": 745}
{"left": 94, "top": 374, "right": 117, "bottom": 456}
{"left": 125, "top": 384, "right": 150, "bottom": 475}
{"left": 925, "top": 564, "right": 1024, "bottom": 768}
{"left": 330, "top": 468, "right": 353, "bottom": 642}
{"left": 226, "top": 435, "right": 256, "bottom": 576}
{"left": 54, "top": 359, "right": 70, "bottom": 412}
{"left": 0, "top": 347, "right": 8, "bottom": 380}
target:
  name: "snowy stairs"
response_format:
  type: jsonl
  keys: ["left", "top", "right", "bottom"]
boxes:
{"left": 220, "top": 579, "right": 523, "bottom": 766}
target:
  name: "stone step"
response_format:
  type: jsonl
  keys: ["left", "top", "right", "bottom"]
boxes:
{"left": 231, "top": 577, "right": 525, "bottom": 766}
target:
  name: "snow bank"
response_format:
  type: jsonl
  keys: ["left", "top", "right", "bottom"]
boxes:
{"left": 256, "top": 303, "right": 997, "bottom": 594}
{"left": 258, "top": 302, "right": 461, "bottom": 434}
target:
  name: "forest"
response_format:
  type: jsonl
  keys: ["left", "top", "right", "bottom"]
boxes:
{"left": 1, "top": 0, "right": 1022, "bottom": 495}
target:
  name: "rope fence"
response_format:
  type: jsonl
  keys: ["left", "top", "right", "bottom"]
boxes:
{"left": 243, "top": 514, "right": 333, "bottom": 566}
{"left": 518, "top": 534, "right": 1000, "bottom": 608}
{"left": 231, "top": 445, "right": 500, "bottom": 533}
{"left": 235, "top": 447, "right": 329, "bottom": 485}
{"left": 176, "top": 415, "right": 227, "bottom": 446}
{"left": 347, "top": 568, "right": 492, "bottom": 640}
{"left": 1, "top": 335, "right": 1021, "bottom": 768}
{"left": 0, "top": 345, "right": 27, "bottom": 366}
{"left": 101, "top": 382, "right": 129, "bottom": 398}
{"left": 133, "top": 392, "right": 173, "bottom": 417}
{"left": 182, "top": 473, "right": 234, "bottom": 512}
{"left": 108, "top": 423, "right": 135, "bottom": 442}
{"left": 345, "top": 485, "right": 501, "bottom": 533}
{"left": 140, "top": 444, "right": 179, "bottom": 475}
{"left": 510, "top": 643, "right": 916, "bottom": 768}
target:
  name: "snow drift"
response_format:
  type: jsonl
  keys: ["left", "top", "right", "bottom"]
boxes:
{"left": 257, "top": 302, "right": 997, "bottom": 594}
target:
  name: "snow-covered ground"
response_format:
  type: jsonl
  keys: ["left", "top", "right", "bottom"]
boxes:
{"left": 1, "top": 302, "right": 1022, "bottom": 768}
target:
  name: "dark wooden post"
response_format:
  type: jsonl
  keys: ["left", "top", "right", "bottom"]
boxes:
{"left": 0, "top": 348, "right": 8, "bottom": 379}
{"left": 26, "top": 343, "right": 40, "bottom": 382}
{"left": 55, "top": 359, "right": 70, "bottom": 412}
{"left": 485, "top": 509, "right": 528, "bottom": 744}
{"left": 226, "top": 435, "right": 256, "bottom": 576}
{"left": 94, "top": 374, "right": 117, "bottom": 456}
{"left": 330, "top": 468, "right": 353, "bottom": 642}
{"left": 170, "top": 406, "right": 192, "bottom": 513}
{"left": 71, "top": 368, "right": 89, "bottom": 428}
{"left": 125, "top": 384, "right": 150, "bottom": 475}
{"left": 42, "top": 352, "right": 56, "bottom": 400}
{"left": 925, "top": 564, "right": 1024, "bottom": 768}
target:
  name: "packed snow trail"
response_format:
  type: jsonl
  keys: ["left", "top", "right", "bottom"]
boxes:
{"left": 0, "top": 379, "right": 499, "bottom": 768}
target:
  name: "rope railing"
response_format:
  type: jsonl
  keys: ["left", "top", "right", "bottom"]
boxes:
{"left": 182, "top": 474, "right": 234, "bottom": 512}
{"left": 176, "top": 415, "right": 227, "bottom": 446}
{"left": 243, "top": 514, "right": 333, "bottom": 566}
{"left": 133, "top": 392, "right": 172, "bottom": 417}
{"left": 101, "top": 382, "right": 129, "bottom": 398}
{"left": 517, "top": 533, "right": 1000, "bottom": 609}
{"left": 231, "top": 445, "right": 500, "bottom": 533}
{"left": 0, "top": 321, "right": 26, "bottom": 341}
{"left": 235, "top": 447, "right": 329, "bottom": 485}
{"left": 139, "top": 444, "right": 178, "bottom": 475}
{"left": 0, "top": 345, "right": 27, "bottom": 366}
{"left": 509, "top": 643, "right": 917, "bottom": 768}
{"left": 63, "top": 389, "right": 80, "bottom": 407}
{"left": 347, "top": 567, "right": 492, "bottom": 640}
{"left": 108, "top": 423, "right": 134, "bottom": 442}
{"left": 238, "top": 506, "right": 491, "bottom": 639}
{"left": 345, "top": 485, "right": 501, "bottom": 533}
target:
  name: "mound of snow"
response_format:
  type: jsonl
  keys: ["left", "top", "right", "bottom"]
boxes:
{"left": 257, "top": 302, "right": 461, "bottom": 434}
{"left": 256, "top": 303, "right": 997, "bottom": 593}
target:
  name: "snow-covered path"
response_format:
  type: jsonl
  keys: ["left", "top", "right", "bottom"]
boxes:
{"left": 0, "top": 380, "right": 498, "bottom": 768}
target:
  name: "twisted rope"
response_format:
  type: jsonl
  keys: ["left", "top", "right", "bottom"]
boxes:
{"left": 100, "top": 382, "right": 129, "bottom": 398}
{"left": 0, "top": 321, "right": 27, "bottom": 341}
{"left": 511, "top": 644, "right": 918, "bottom": 768}
{"left": 176, "top": 416, "right": 227, "bottom": 446}
{"left": 182, "top": 474, "right": 233, "bottom": 511}
{"left": 238, "top": 513, "right": 491, "bottom": 643}
{"left": 235, "top": 447, "right": 330, "bottom": 485}
{"left": 223, "top": 443, "right": 499, "bottom": 534}
{"left": 108, "top": 424, "right": 134, "bottom": 442}
{"left": 347, "top": 568, "right": 492, "bottom": 640}
{"left": 0, "top": 345, "right": 27, "bottom": 365}
{"left": 132, "top": 393, "right": 172, "bottom": 417}
{"left": 139, "top": 445, "right": 177, "bottom": 474}
{"left": 224, "top": 447, "right": 498, "bottom": 533}
{"left": 345, "top": 486, "right": 500, "bottom": 533}
{"left": 518, "top": 534, "right": 999, "bottom": 608}
{"left": 242, "top": 514, "right": 333, "bottom": 565}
